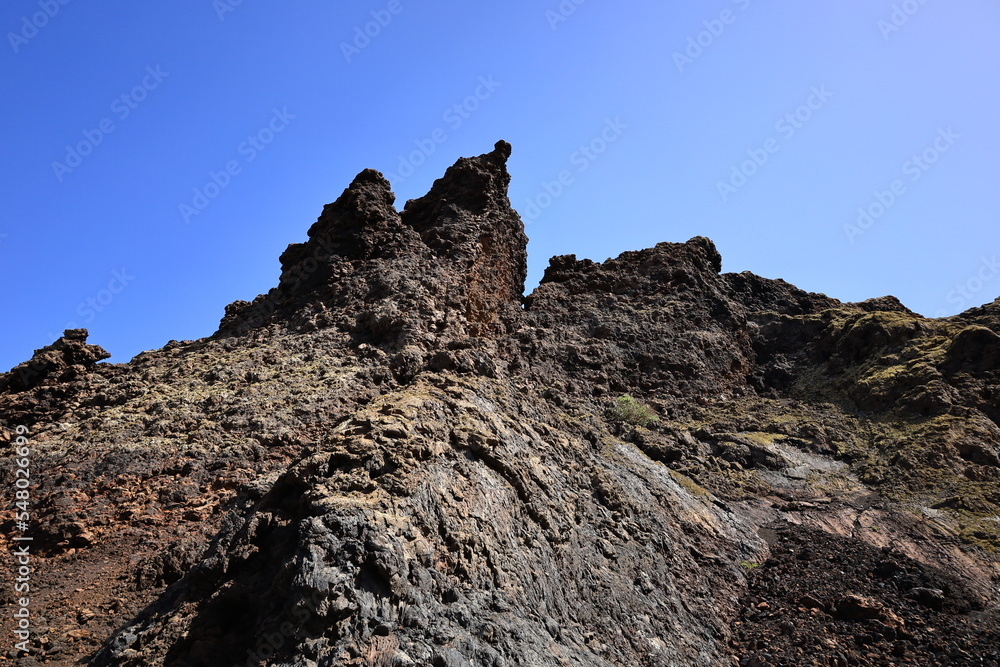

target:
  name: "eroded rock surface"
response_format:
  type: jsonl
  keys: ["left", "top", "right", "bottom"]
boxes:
{"left": 1, "top": 142, "right": 998, "bottom": 666}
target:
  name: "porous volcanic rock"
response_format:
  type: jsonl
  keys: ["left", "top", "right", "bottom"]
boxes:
{"left": 1, "top": 329, "right": 110, "bottom": 393}
{"left": 1, "top": 142, "right": 998, "bottom": 667}
{"left": 218, "top": 140, "right": 526, "bottom": 347}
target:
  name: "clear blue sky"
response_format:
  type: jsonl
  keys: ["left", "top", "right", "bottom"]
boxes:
{"left": 2, "top": 1, "right": 998, "bottom": 370}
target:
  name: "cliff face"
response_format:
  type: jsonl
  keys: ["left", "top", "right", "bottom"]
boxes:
{"left": 2, "top": 142, "right": 999, "bottom": 666}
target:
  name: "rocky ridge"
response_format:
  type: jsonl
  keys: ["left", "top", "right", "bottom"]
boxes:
{"left": 1, "top": 141, "right": 998, "bottom": 666}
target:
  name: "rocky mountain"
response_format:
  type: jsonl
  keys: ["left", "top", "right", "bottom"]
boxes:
{"left": 2, "top": 141, "right": 999, "bottom": 666}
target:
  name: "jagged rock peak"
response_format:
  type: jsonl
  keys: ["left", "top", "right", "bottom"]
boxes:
{"left": 0, "top": 328, "right": 110, "bottom": 393}
{"left": 291, "top": 167, "right": 406, "bottom": 264}
{"left": 217, "top": 141, "right": 526, "bottom": 340}
{"left": 400, "top": 140, "right": 526, "bottom": 321}
{"left": 403, "top": 139, "right": 514, "bottom": 223}
{"left": 536, "top": 236, "right": 723, "bottom": 290}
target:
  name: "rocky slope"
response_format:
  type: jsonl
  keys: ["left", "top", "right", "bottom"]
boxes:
{"left": 1, "top": 141, "right": 999, "bottom": 666}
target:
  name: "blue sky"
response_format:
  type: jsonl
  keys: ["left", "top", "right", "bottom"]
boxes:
{"left": 1, "top": 1, "right": 998, "bottom": 370}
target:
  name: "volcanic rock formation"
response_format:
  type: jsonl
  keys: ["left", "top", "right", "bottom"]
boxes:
{"left": 2, "top": 141, "right": 999, "bottom": 666}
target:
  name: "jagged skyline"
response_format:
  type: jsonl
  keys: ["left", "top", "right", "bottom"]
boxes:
{"left": 3, "top": 144, "right": 998, "bottom": 665}
{"left": 3, "top": 3, "right": 998, "bottom": 372}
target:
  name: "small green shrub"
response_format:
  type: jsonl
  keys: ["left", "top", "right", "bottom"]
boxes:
{"left": 608, "top": 394, "right": 659, "bottom": 428}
